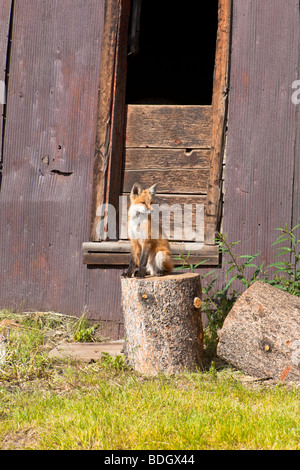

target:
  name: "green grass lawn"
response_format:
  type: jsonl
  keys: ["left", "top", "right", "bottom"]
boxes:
{"left": 0, "top": 310, "right": 299, "bottom": 450}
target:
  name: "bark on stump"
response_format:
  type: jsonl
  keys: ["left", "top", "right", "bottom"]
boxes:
{"left": 217, "top": 281, "right": 300, "bottom": 382}
{"left": 121, "top": 273, "right": 203, "bottom": 375}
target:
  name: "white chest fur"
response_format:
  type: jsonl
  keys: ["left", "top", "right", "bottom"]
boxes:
{"left": 128, "top": 204, "right": 150, "bottom": 240}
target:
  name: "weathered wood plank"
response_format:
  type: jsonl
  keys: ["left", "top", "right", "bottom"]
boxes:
{"left": 49, "top": 341, "right": 125, "bottom": 361}
{"left": 120, "top": 194, "right": 207, "bottom": 208}
{"left": 123, "top": 169, "right": 210, "bottom": 194}
{"left": 205, "top": 0, "right": 232, "bottom": 244}
{"left": 104, "top": 0, "right": 130, "bottom": 237}
{"left": 83, "top": 245, "right": 219, "bottom": 266}
{"left": 90, "top": 0, "right": 130, "bottom": 241}
{"left": 124, "top": 148, "right": 210, "bottom": 170}
{"left": 125, "top": 105, "right": 212, "bottom": 149}
{"left": 83, "top": 241, "right": 209, "bottom": 254}
{"left": 143, "top": 194, "right": 207, "bottom": 207}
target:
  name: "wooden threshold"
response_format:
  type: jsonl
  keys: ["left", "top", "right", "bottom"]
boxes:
{"left": 82, "top": 242, "right": 219, "bottom": 266}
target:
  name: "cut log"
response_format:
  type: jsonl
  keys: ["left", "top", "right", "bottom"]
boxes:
{"left": 121, "top": 273, "right": 203, "bottom": 375}
{"left": 217, "top": 282, "right": 300, "bottom": 382}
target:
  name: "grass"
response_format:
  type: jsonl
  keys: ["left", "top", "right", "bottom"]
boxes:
{"left": 0, "top": 310, "right": 299, "bottom": 450}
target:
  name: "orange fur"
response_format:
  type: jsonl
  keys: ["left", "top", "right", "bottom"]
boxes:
{"left": 124, "top": 183, "right": 174, "bottom": 278}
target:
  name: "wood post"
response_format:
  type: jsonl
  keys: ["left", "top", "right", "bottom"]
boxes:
{"left": 217, "top": 281, "right": 300, "bottom": 382}
{"left": 121, "top": 273, "right": 203, "bottom": 375}
{"left": 205, "top": 0, "right": 232, "bottom": 244}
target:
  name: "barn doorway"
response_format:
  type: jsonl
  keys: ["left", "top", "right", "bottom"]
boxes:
{"left": 126, "top": 0, "right": 219, "bottom": 105}
{"left": 121, "top": 0, "right": 220, "bottom": 244}
{"left": 90, "top": 0, "right": 231, "bottom": 256}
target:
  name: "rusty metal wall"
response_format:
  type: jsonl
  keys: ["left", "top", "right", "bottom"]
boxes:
{"left": 223, "top": 0, "right": 299, "bottom": 263}
{"left": 0, "top": 0, "right": 116, "bottom": 326}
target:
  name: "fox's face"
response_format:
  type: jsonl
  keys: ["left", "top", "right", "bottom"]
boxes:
{"left": 129, "top": 183, "right": 157, "bottom": 216}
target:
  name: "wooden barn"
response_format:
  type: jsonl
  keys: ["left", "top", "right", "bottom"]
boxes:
{"left": 0, "top": 0, "right": 299, "bottom": 339}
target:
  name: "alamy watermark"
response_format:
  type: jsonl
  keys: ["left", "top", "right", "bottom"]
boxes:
{"left": 0, "top": 335, "right": 6, "bottom": 365}
{"left": 291, "top": 340, "right": 300, "bottom": 368}
{"left": 292, "top": 80, "right": 300, "bottom": 105}
{"left": 0, "top": 80, "right": 5, "bottom": 105}
{"left": 96, "top": 196, "right": 205, "bottom": 242}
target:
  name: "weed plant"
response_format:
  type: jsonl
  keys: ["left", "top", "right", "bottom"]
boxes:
{"left": 175, "top": 224, "right": 300, "bottom": 353}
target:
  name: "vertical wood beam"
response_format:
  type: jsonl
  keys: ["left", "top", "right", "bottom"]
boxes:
{"left": 90, "top": 0, "right": 130, "bottom": 241}
{"left": 292, "top": 6, "right": 300, "bottom": 236}
{"left": 0, "top": 0, "right": 13, "bottom": 166}
{"left": 205, "top": 0, "right": 232, "bottom": 244}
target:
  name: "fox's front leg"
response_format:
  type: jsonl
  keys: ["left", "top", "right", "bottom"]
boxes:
{"left": 135, "top": 245, "right": 150, "bottom": 278}
{"left": 122, "top": 252, "right": 136, "bottom": 278}
{"left": 122, "top": 242, "right": 140, "bottom": 278}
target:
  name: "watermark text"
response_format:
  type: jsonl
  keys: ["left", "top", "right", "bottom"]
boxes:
{"left": 96, "top": 196, "right": 205, "bottom": 242}
{"left": 0, "top": 80, "right": 5, "bottom": 105}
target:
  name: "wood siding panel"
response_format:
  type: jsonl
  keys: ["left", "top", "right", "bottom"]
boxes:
{"left": 83, "top": 246, "right": 219, "bottom": 266}
{"left": 0, "top": 0, "right": 12, "bottom": 163}
{"left": 84, "top": 267, "right": 123, "bottom": 323}
{"left": 223, "top": 0, "right": 298, "bottom": 265}
{"left": 0, "top": 0, "right": 104, "bottom": 314}
{"left": 124, "top": 148, "right": 210, "bottom": 170}
{"left": 123, "top": 169, "right": 210, "bottom": 194}
{"left": 125, "top": 105, "right": 212, "bottom": 149}
{"left": 122, "top": 105, "right": 212, "bottom": 241}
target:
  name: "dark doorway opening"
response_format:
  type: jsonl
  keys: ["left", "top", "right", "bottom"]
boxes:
{"left": 126, "top": 0, "right": 219, "bottom": 105}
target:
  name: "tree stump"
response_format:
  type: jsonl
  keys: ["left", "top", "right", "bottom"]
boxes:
{"left": 217, "top": 281, "right": 300, "bottom": 382}
{"left": 121, "top": 273, "right": 203, "bottom": 375}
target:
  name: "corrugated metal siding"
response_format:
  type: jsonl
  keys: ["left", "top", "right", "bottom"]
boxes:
{"left": 222, "top": 0, "right": 299, "bottom": 264}
{"left": 0, "top": 0, "right": 105, "bottom": 314}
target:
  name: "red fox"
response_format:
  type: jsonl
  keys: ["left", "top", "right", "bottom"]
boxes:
{"left": 123, "top": 183, "right": 174, "bottom": 278}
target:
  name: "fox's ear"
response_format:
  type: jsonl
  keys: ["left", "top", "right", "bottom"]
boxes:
{"left": 131, "top": 182, "right": 142, "bottom": 198}
{"left": 148, "top": 184, "right": 157, "bottom": 196}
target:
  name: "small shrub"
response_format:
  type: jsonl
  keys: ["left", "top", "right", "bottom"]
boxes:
{"left": 267, "top": 224, "right": 300, "bottom": 296}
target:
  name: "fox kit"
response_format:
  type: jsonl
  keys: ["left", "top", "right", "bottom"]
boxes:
{"left": 123, "top": 183, "right": 174, "bottom": 278}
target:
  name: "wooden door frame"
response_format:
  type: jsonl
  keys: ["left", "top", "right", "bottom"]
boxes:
{"left": 205, "top": 0, "right": 232, "bottom": 245}
{"left": 89, "top": 0, "right": 232, "bottom": 249}
{"left": 90, "top": 0, "right": 130, "bottom": 241}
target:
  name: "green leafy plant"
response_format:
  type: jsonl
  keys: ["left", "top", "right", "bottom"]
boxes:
{"left": 174, "top": 225, "right": 300, "bottom": 353}
{"left": 216, "top": 232, "right": 266, "bottom": 290}
{"left": 201, "top": 271, "right": 238, "bottom": 354}
{"left": 173, "top": 251, "right": 209, "bottom": 272}
{"left": 73, "top": 313, "right": 99, "bottom": 343}
{"left": 267, "top": 224, "right": 300, "bottom": 296}
{"left": 100, "top": 352, "right": 128, "bottom": 371}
